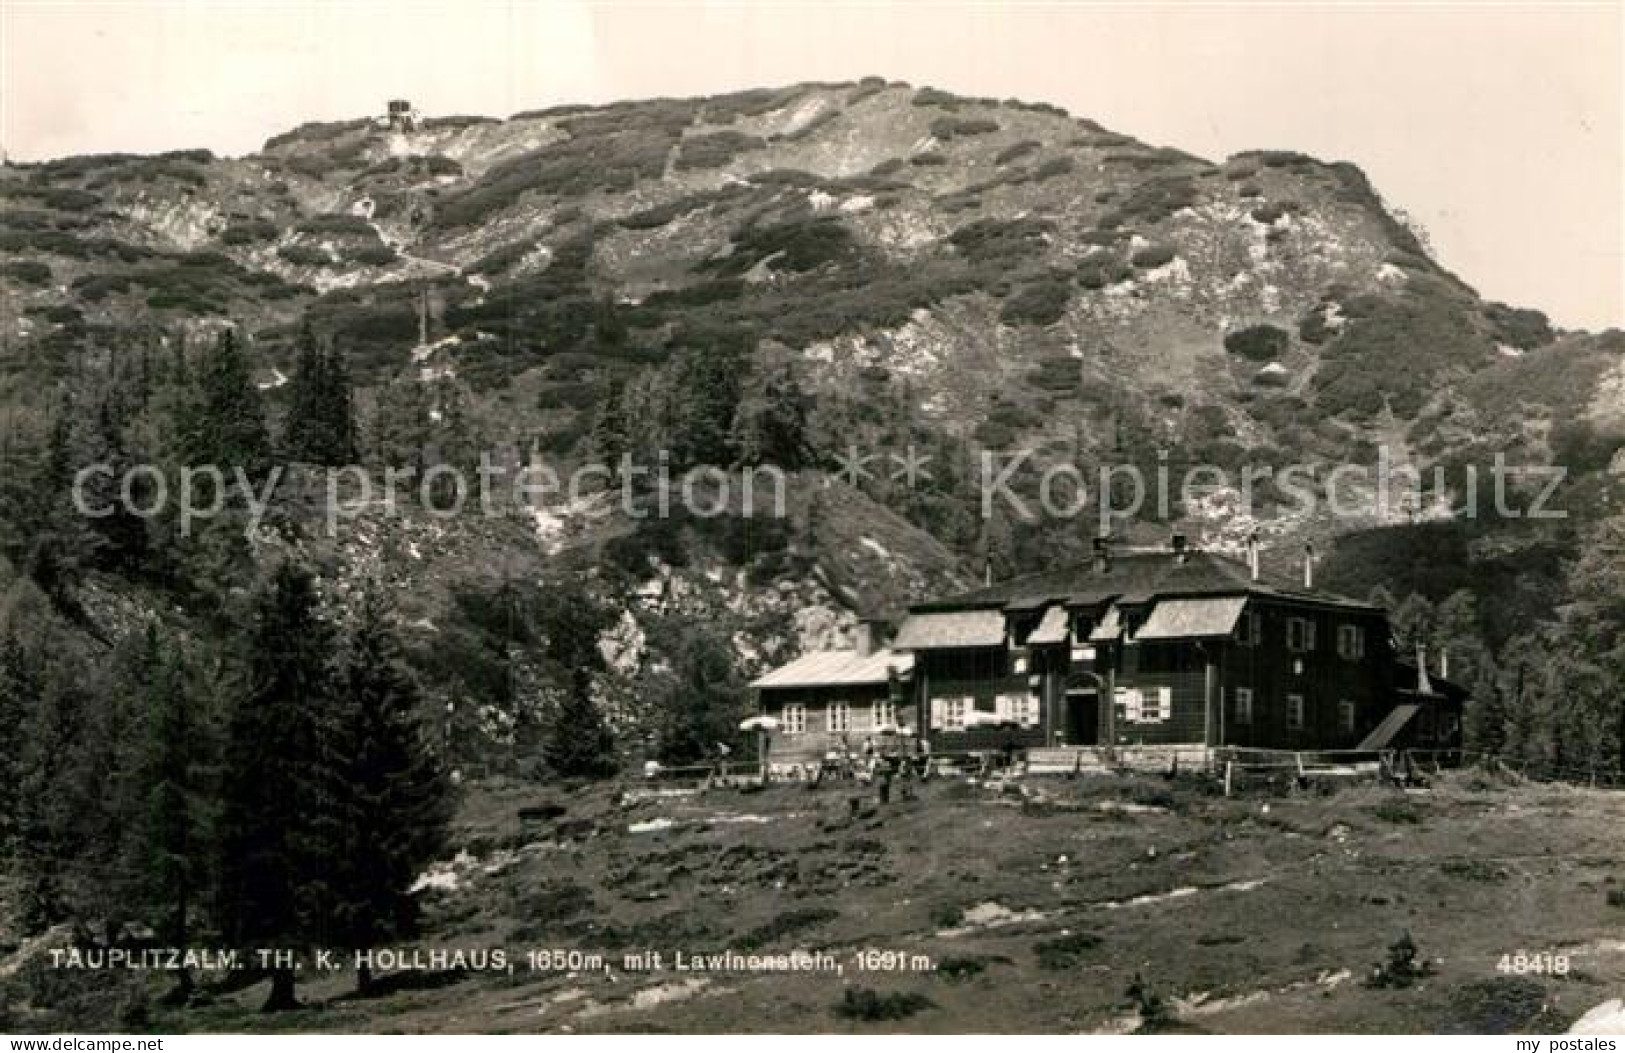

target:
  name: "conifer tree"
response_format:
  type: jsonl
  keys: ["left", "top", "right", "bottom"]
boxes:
{"left": 186, "top": 328, "right": 269, "bottom": 474}
{"left": 284, "top": 325, "right": 359, "bottom": 466}
{"left": 731, "top": 359, "right": 810, "bottom": 469}
{"left": 330, "top": 589, "right": 452, "bottom": 994}
{"left": 537, "top": 575, "right": 617, "bottom": 779}
{"left": 217, "top": 562, "right": 339, "bottom": 1011}
{"left": 13, "top": 666, "right": 87, "bottom": 932}
{"left": 127, "top": 626, "right": 214, "bottom": 1000}
{"left": 0, "top": 630, "right": 39, "bottom": 849}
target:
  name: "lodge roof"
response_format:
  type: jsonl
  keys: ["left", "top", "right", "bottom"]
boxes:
{"left": 749, "top": 648, "right": 913, "bottom": 690}
{"left": 912, "top": 550, "right": 1374, "bottom": 614}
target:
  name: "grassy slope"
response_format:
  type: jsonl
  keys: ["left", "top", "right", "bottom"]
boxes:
{"left": 128, "top": 773, "right": 1625, "bottom": 1034}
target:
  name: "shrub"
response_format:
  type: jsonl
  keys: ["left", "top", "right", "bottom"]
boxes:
{"left": 1370, "top": 798, "right": 1422, "bottom": 825}
{"left": 346, "top": 242, "right": 398, "bottom": 266}
{"left": 713, "top": 216, "right": 858, "bottom": 276}
{"left": 1029, "top": 157, "right": 1075, "bottom": 181}
{"left": 675, "top": 130, "right": 765, "bottom": 171}
{"left": 1445, "top": 977, "right": 1561, "bottom": 1033}
{"left": 296, "top": 212, "right": 375, "bottom": 237}
{"left": 1251, "top": 202, "right": 1294, "bottom": 225}
{"left": 1550, "top": 419, "right": 1625, "bottom": 474}
{"left": 1367, "top": 932, "right": 1431, "bottom": 988}
{"left": 1606, "top": 888, "right": 1625, "bottom": 909}
{"left": 1027, "top": 356, "right": 1081, "bottom": 393}
{"left": 736, "top": 907, "right": 838, "bottom": 950}
{"left": 1077, "top": 256, "right": 1132, "bottom": 290}
{"left": 1, "top": 260, "right": 52, "bottom": 285}
{"left": 834, "top": 988, "right": 934, "bottom": 1021}
{"left": 1126, "top": 972, "right": 1172, "bottom": 1029}
{"left": 1105, "top": 174, "right": 1199, "bottom": 225}
{"left": 1483, "top": 301, "right": 1553, "bottom": 351}
{"left": 277, "top": 243, "right": 332, "bottom": 267}
{"left": 1000, "top": 279, "right": 1072, "bottom": 327}
{"left": 929, "top": 116, "right": 999, "bottom": 140}
{"left": 948, "top": 216, "right": 1053, "bottom": 264}
{"left": 1035, "top": 932, "right": 1102, "bottom": 970}
{"left": 220, "top": 218, "right": 279, "bottom": 245}
{"left": 973, "top": 420, "right": 1015, "bottom": 449}
{"left": 1224, "top": 324, "right": 1290, "bottom": 362}
{"left": 912, "top": 87, "right": 961, "bottom": 109}
{"left": 425, "top": 154, "right": 464, "bottom": 178}
{"left": 995, "top": 140, "right": 1041, "bottom": 165}
{"left": 1131, "top": 243, "right": 1177, "bottom": 269}
{"left": 936, "top": 956, "right": 991, "bottom": 981}
{"left": 1439, "top": 859, "right": 1509, "bottom": 883}
{"left": 847, "top": 77, "right": 890, "bottom": 105}
{"left": 1299, "top": 306, "right": 1335, "bottom": 344}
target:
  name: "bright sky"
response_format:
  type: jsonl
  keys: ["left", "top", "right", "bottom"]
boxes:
{"left": 2, "top": 1, "right": 1621, "bottom": 330}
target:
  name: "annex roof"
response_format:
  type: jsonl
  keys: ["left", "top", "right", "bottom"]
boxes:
{"left": 750, "top": 649, "right": 913, "bottom": 690}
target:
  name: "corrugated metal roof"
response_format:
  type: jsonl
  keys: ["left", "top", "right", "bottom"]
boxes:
{"left": 1133, "top": 596, "right": 1248, "bottom": 641}
{"left": 751, "top": 649, "right": 913, "bottom": 689}
{"left": 1088, "top": 605, "right": 1123, "bottom": 642}
{"left": 1026, "top": 605, "right": 1071, "bottom": 645}
{"left": 892, "top": 610, "right": 1007, "bottom": 650}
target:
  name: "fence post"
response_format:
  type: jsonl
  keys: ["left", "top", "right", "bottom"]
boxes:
{"left": 1224, "top": 760, "right": 1233, "bottom": 798}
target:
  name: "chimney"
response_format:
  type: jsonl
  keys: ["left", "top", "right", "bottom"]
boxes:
{"left": 1092, "top": 535, "right": 1112, "bottom": 575}
{"left": 1302, "top": 542, "right": 1316, "bottom": 591}
{"left": 1416, "top": 641, "right": 1434, "bottom": 694}
{"left": 1247, "top": 531, "right": 1261, "bottom": 582}
{"left": 1170, "top": 532, "right": 1189, "bottom": 563}
{"left": 853, "top": 621, "right": 877, "bottom": 657}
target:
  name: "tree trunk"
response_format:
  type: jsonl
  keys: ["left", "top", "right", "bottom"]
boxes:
{"left": 356, "top": 962, "right": 374, "bottom": 997}
{"left": 261, "top": 967, "right": 299, "bottom": 1012}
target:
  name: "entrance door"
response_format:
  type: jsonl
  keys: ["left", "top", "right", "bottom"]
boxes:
{"left": 1064, "top": 690, "right": 1099, "bottom": 746}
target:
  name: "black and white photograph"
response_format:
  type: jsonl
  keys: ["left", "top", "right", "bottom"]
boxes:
{"left": 0, "top": 0, "right": 1622, "bottom": 1039}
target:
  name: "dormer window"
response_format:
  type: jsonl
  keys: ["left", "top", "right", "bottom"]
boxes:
{"left": 1287, "top": 617, "right": 1316, "bottom": 653}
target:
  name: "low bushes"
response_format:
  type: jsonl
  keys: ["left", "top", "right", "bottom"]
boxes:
{"left": 1224, "top": 324, "right": 1291, "bottom": 362}
{"left": 834, "top": 988, "right": 934, "bottom": 1021}
{"left": 1000, "top": 278, "right": 1072, "bottom": 327}
{"left": 929, "top": 116, "right": 999, "bottom": 140}
{"left": 1131, "top": 242, "right": 1177, "bottom": 269}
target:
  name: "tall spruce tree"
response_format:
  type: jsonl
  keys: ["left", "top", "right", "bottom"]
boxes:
{"left": 128, "top": 626, "right": 214, "bottom": 1000}
{"left": 217, "top": 562, "right": 339, "bottom": 1011}
{"left": 185, "top": 329, "right": 269, "bottom": 474}
{"left": 13, "top": 666, "right": 87, "bottom": 932}
{"left": 0, "top": 630, "right": 39, "bottom": 849}
{"left": 330, "top": 589, "right": 452, "bottom": 994}
{"left": 283, "top": 325, "right": 359, "bottom": 466}
{"left": 537, "top": 576, "right": 616, "bottom": 779}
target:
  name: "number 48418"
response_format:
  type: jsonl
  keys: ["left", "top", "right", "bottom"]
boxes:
{"left": 1498, "top": 952, "right": 1570, "bottom": 976}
